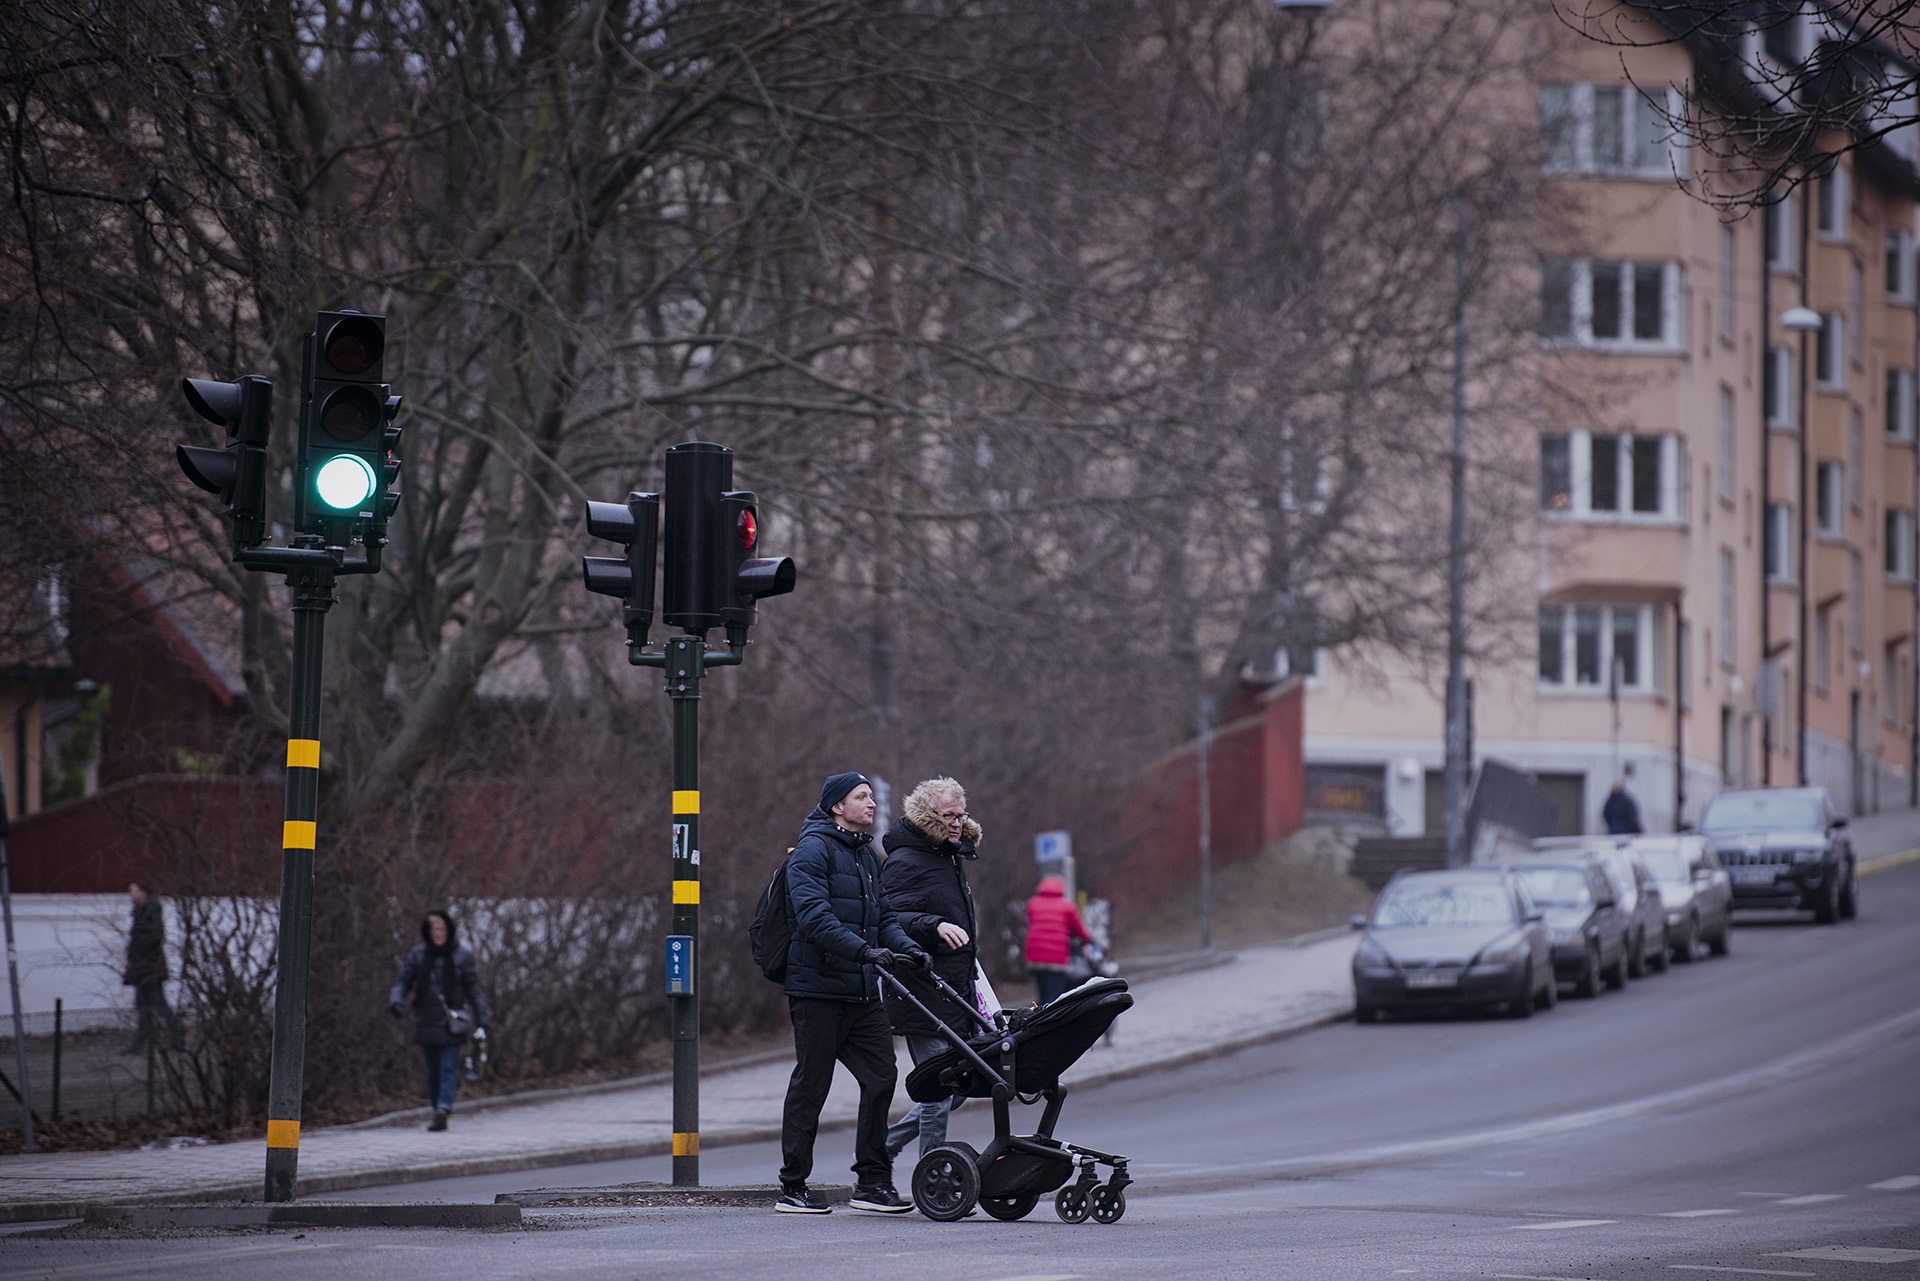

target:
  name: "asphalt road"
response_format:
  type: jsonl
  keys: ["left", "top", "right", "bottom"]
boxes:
{"left": 4, "top": 861, "right": 1916, "bottom": 1281}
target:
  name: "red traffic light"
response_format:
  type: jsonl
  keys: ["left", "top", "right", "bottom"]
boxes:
{"left": 737, "top": 507, "right": 757, "bottom": 552}
{"left": 322, "top": 314, "right": 384, "bottom": 375}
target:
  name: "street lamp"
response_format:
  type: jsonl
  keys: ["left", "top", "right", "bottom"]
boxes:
{"left": 1780, "top": 304, "right": 1821, "bottom": 787}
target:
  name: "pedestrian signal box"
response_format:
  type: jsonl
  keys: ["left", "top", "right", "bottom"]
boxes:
{"left": 666, "top": 935, "right": 694, "bottom": 997}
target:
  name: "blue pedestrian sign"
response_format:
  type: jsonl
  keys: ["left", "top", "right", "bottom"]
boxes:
{"left": 666, "top": 935, "right": 694, "bottom": 997}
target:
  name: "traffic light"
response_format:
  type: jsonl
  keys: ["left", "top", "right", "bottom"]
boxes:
{"left": 583, "top": 491, "right": 660, "bottom": 648}
{"left": 377, "top": 399, "right": 405, "bottom": 528}
{"left": 717, "top": 490, "right": 795, "bottom": 638}
{"left": 177, "top": 373, "right": 272, "bottom": 553}
{"left": 662, "top": 442, "right": 731, "bottom": 633}
{"left": 296, "top": 311, "right": 390, "bottom": 536}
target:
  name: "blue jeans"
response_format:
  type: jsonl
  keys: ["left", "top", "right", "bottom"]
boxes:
{"left": 885, "top": 1034, "right": 958, "bottom": 1165}
{"left": 422, "top": 1044, "right": 460, "bottom": 1112}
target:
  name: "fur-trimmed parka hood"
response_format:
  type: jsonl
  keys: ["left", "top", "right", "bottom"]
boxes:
{"left": 903, "top": 788, "right": 983, "bottom": 852}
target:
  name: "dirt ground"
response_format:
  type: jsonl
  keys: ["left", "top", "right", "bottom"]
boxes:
{"left": 1112, "top": 830, "right": 1377, "bottom": 958}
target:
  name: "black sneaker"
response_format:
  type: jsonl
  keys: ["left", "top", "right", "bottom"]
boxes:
{"left": 428, "top": 1108, "right": 449, "bottom": 1132}
{"left": 775, "top": 1185, "right": 831, "bottom": 1214}
{"left": 849, "top": 1184, "right": 912, "bottom": 1213}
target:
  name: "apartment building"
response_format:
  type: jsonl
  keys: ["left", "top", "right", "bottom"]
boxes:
{"left": 1303, "top": 6, "right": 1920, "bottom": 836}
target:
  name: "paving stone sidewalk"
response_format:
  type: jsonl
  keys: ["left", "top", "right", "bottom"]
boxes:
{"left": 0, "top": 930, "right": 1359, "bottom": 1222}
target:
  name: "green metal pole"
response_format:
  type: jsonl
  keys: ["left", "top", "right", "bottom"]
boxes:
{"left": 264, "top": 563, "right": 333, "bottom": 1202}
{"left": 665, "top": 634, "right": 702, "bottom": 1186}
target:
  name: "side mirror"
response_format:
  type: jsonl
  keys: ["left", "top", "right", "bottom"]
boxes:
{"left": 1523, "top": 909, "right": 1544, "bottom": 923}
{"left": 1831, "top": 816, "right": 1849, "bottom": 829}
{"left": 1594, "top": 895, "right": 1617, "bottom": 910}
{"left": 1349, "top": 914, "right": 1369, "bottom": 931}
{"left": 1691, "top": 865, "right": 1712, "bottom": 880}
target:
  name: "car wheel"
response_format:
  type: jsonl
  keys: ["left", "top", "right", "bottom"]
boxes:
{"left": 1707, "top": 915, "right": 1731, "bottom": 956}
{"left": 1603, "top": 938, "right": 1628, "bottom": 990}
{"left": 1838, "top": 864, "right": 1858, "bottom": 920}
{"left": 1674, "top": 916, "right": 1698, "bottom": 964}
{"left": 1814, "top": 868, "right": 1841, "bottom": 924}
{"left": 1627, "top": 928, "right": 1647, "bottom": 979}
{"left": 1354, "top": 1000, "right": 1378, "bottom": 1024}
{"left": 1575, "top": 943, "right": 1601, "bottom": 999}
{"left": 1650, "top": 926, "right": 1670, "bottom": 972}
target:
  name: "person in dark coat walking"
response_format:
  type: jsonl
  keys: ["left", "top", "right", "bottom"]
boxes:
{"left": 776, "top": 773, "right": 926, "bottom": 1215}
{"left": 389, "top": 910, "right": 488, "bottom": 1131}
{"left": 1602, "top": 779, "right": 1644, "bottom": 835}
{"left": 880, "top": 777, "right": 983, "bottom": 1167}
{"left": 122, "top": 881, "right": 183, "bottom": 1054}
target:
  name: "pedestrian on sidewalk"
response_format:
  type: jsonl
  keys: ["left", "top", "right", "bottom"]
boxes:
{"left": 880, "top": 777, "right": 983, "bottom": 1171}
{"left": 389, "top": 910, "right": 487, "bottom": 1132}
{"left": 1024, "top": 874, "right": 1092, "bottom": 1007}
{"left": 1602, "top": 779, "right": 1644, "bottom": 835}
{"left": 776, "top": 772, "right": 928, "bottom": 1215}
{"left": 122, "top": 881, "right": 184, "bottom": 1055}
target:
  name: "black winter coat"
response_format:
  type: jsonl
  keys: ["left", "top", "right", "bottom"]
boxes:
{"left": 783, "top": 808, "right": 916, "bottom": 1002}
{"left": 879, "top": 816, "right": 979, "bottom": 1036}
{"left": 123, "top": 898, "right": 167, "bottom": 987}
{"left": 390, "top": 943, "right": 488, "bottom": 1046}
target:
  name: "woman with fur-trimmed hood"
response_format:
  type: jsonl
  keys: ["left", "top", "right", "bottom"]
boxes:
{"left": 879, "top": 777, "right": 982, "bottom": 1166}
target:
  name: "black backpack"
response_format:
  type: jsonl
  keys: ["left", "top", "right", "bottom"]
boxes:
{"left": 749, "top": 849, "right": 796, "bottom": 983}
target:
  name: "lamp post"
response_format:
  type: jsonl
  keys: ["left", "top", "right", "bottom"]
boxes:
{"left": 1780, "top": 304, "right": 1822, "bottom": 788}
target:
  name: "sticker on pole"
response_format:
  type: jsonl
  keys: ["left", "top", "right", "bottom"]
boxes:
{"left": 673, "top": 823, "right": 690, "bottom": 861}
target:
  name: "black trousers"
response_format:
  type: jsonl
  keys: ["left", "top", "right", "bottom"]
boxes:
{"left": 780, "top": 997, "right": 896, "bottom": 1189}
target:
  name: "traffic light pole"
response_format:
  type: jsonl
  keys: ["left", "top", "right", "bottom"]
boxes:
{"left": 263, "top": 560, "right": 335, "bottom": 1202}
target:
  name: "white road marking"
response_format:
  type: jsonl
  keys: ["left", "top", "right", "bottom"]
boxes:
{"left": 1660, "top": 1209, "right": 1743, "bottom": 1217}
{"left": 1774, "top": 1193, "right": 1842, "bottom": 1205}
{"left": 1868, "top": 1174, "right": 1920, "bottom": 1190}
{"left": 1774, "top": 1246, "right": 1920, "bottom": 1264}
{"left": 1511, "top": 1219, "right": 1617, "bottom": 1230}
{"left": 1667, "top": 1267, "right": 1814, "bottom": 1278}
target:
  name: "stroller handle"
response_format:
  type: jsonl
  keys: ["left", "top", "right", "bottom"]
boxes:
{"left": 874, "top": 965, "right": 1012, "bottom": 1092}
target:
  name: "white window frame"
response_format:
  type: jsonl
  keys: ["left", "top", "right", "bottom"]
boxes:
{"left": 1538, "top": 83, "right": 1686, "bottom": 178}
{"left": 1816, "top": 163, "right": 1849, "bottom": 241}
{"left": 1538, "top": 430, "right": 1684, "bottom": 522}
{"left": 1766, "top": 345, "right": 1797, "bottom": 428}
{"left": 1888, "top": 227, "right": 1916, "bottom": 304}
{"left": 1817, "top": 312, "right": 1845, "bottom": 390}
{"left": 1814, "top": 605, "right": 1831, "bottom": 692}
{"left": 1885, "top": 509, "right": 1914, "bottom": 581}
{"left": 1765, "top": 192, "right": 1797, "bottom": 272}
{"left": 1890, "top": 368, "right": 1917, "bottom": 441}
{"left": 1719, "top": 548, "right": 1736, "bottom": 666}
{"left": 1850, "top": 260, "right": 1864, "bottom": 366}
{"left": 1540, "top": 258, "right": 1687, "bottom": 351}
{"left": 1718, "top": 224, "right": 1736, "bottom": 342}
{"left": 1717, "top": 384, "right": 1736, "bottom": 502}
{"left": 1766, "top": 502, "right": 1797, "bottom": 583}
{"left": 1538, "top": 601, "right": 1664, "bottom": 693}
{"left": 1816, "top": 461, "right": 1845, "bottom": 538}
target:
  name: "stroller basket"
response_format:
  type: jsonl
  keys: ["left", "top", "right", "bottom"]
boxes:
{"left": 905, "top": 976, "right": 1131, "bottom": 1103}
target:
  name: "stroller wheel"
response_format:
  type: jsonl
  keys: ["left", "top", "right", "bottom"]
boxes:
{"left": 980, "top": 1193, "right": 1038, "bottom": 1221}
{"left": 1089, "top": 1185, "right": 1126, "bottom": 1224}
{"left": 1054, "top": 1185, "right": 1092, "bottom": 1223}
{"left": 913, "top": 1144, "right": 981, "bottom": 1221}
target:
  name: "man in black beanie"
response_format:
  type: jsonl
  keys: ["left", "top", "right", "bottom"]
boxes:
{"left": 775, "top": 772, "right": 928, "bottom": 1214}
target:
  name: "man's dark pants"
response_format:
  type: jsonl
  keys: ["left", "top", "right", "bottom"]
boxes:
{"left": 780, "top": 997, "right": 896, "bottom": 1189}
{"left": 130, "top": 981, "right": 183, "bottom": 1052}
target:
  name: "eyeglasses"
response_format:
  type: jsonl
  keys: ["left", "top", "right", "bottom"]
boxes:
{"left": 936, "top": 810, "right": 969, "bottom": 824}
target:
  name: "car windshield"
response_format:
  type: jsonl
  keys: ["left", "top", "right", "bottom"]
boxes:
{"left": 1513, "top": 865, "right": 1592, "bottom": 908}
{"left": 1634, "top": 847, "right": 1690, "bottom": 881}
{"left": 1701, "top": 793, "right": 1824, "bottom": 833}
{"left": 1373, "top": 882, "right": 1514, "bottom": 927}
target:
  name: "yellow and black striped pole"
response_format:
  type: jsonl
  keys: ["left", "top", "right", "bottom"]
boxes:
{"left": 665, "top": 633, "right": 704, "bottom": 1185}
{"left": 264, "top": 565, "right": 334, "bottom": 1202}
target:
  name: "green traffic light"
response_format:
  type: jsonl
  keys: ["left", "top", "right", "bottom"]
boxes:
{"left": 314, "top": 454, "right": 377, "bottom": 511}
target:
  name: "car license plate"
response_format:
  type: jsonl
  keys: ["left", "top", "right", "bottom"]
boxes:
{"left": 1734, "top": 866, "right": 1777, "bottom": 886}
{"left": 1405, "top": 971, "right": 1458, "bottom": 989}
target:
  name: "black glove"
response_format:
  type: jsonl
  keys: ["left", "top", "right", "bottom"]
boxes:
{"left": 905, "top": 947, "right": 934, "bottom": 973}
{"left": 390, "top": 1001, "right": 405, "bottom": 1019}
{"left": 859, "top": 946, "right": 898, "bottom": 970}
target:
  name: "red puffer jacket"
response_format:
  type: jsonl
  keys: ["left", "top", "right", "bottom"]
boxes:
{"left": 1023, "top": 876, "right": 1092, "bottom": 968}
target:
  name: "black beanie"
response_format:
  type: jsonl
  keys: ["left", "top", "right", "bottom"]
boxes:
{"left": 819, "top": 772, "right": 871, "bottom": 813}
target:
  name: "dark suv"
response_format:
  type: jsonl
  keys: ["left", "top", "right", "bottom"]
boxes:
{"left": 1698, "top": 787, "right": 1857, "bottom": 923}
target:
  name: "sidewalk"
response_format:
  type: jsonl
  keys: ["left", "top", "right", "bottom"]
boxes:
{"left": 0, "top": 930, "right": 1360, "bottom": 1223}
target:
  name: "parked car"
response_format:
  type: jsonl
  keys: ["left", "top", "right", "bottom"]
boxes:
{"left": 1349, "top": 868, "right": 1555, "bottom": 1021}
{"left": 1623, "top": 835, "right": 1732, "bottom": 961}
{"left": 1495, "top": 857, "right": 1630, "bottom": 997}
{"left": 1532, "top": 840, "right": 1670, "bottom": 978}
{"left": 1698, "top": 787, "right": 1858, "bottom": 923}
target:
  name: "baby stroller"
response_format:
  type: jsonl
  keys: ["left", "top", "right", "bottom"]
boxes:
{"left": 876, "top": 966, "right": 1134, "bottom": 1223}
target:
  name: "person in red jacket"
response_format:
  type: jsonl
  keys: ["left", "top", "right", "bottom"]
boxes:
{"left": 1024, "top": 875, "right": 1093, "bottom": 1006}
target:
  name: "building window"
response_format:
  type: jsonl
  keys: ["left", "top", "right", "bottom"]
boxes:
{"left": 1719, "top": 548, "right": 1736, "bottom": 666}
{"left": 1816, "top": 164, "right": 1848, "bottom": 239}
{"left": 1890, "top": 368, "right": 1917, "bottom": 440}
{"left": 1762, "top": 13, "right": 1801, "bottom": 66}
{"left": 1540, "top": 258, "right": 1684, "bottom": 349}
{"left": 1766, "top": 345, "right": 1796, "bottom": 426}
{"left": 1539, "top": 601, "right": 1662, "bottom": 691}
{"left": 1886, "top": 643, "right": 1909, "bottom": 728}
{"left": 1719, "top": 224, "right": 1735, "bottom": 342}
{"left": 1889, "top": 228, "right": 1916, "bottom": 302}
{"left": 1814, "top": 606, "right": 1830, "bottom": 692}
{"left": 1764, "top": 193, "right": 1797, "bottom": 271}
{"left": 1816, "top": 313, "right": 1844, "bottom": 389}
{"left": 1538, "top": 84, "right": 1681, "bottom": 176}
{"left": 1850, "top": 260, "right": 1863, "bottom": 366}
{"left": 1849, "top": 407, "right": 1863, "bottom": 508}
{"left": 1718, "top": 385, "right": 1735, "bottom": 501}
{"left": 1538, "top": 431, "right": 1682, "bottom": 520}
{"left": 1816, "top": 461, "right": 1844, "bottom": 537}
{"left": 1850, "top": 551, "right": 1863, "bottom": 655}
{"left": 1765, "top": 503, "right": 1796, "bottom": 583}
{"left": 1885, "top": 509, "right": 1914, "bottom": 580}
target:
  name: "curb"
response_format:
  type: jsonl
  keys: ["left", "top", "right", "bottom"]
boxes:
{"left": 82, "top": 1202, "right": 521, "bottom": 1230}
{"left": 1859, "top": 847, "right": 1920, "bottom": 875}
{"left": 501, "top": 1182, "right": 852, "bottom": 1208}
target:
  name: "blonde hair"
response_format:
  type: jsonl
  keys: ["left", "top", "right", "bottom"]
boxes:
{"left": 905, "top": 777, "right": 965, "bottom": 814}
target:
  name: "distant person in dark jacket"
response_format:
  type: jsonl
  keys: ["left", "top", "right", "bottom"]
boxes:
{"left": 389, "top": 910, "right": 487, "bottom": 1131}
{"left": 1602, "top": 779, "right": 1644, "bottom": 835}
{"left": 1024, "top": 874, "right": 1092, "bottom": 1006}
{"left": 122, "top": 881, "right": 183, "bottom": 1055}
{"left": 880, "top": 777, "right": 983, "bottom": 1167}
{"left": 775, "top": 773, "right": 926, "bottom": 1216}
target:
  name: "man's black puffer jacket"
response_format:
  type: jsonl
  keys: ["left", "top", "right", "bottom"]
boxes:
{"left": 879, "top": 815, "right": 981, "bottom": 1036}
{"left": 783, "top": 808, "right": 917, "bottom": 1002}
